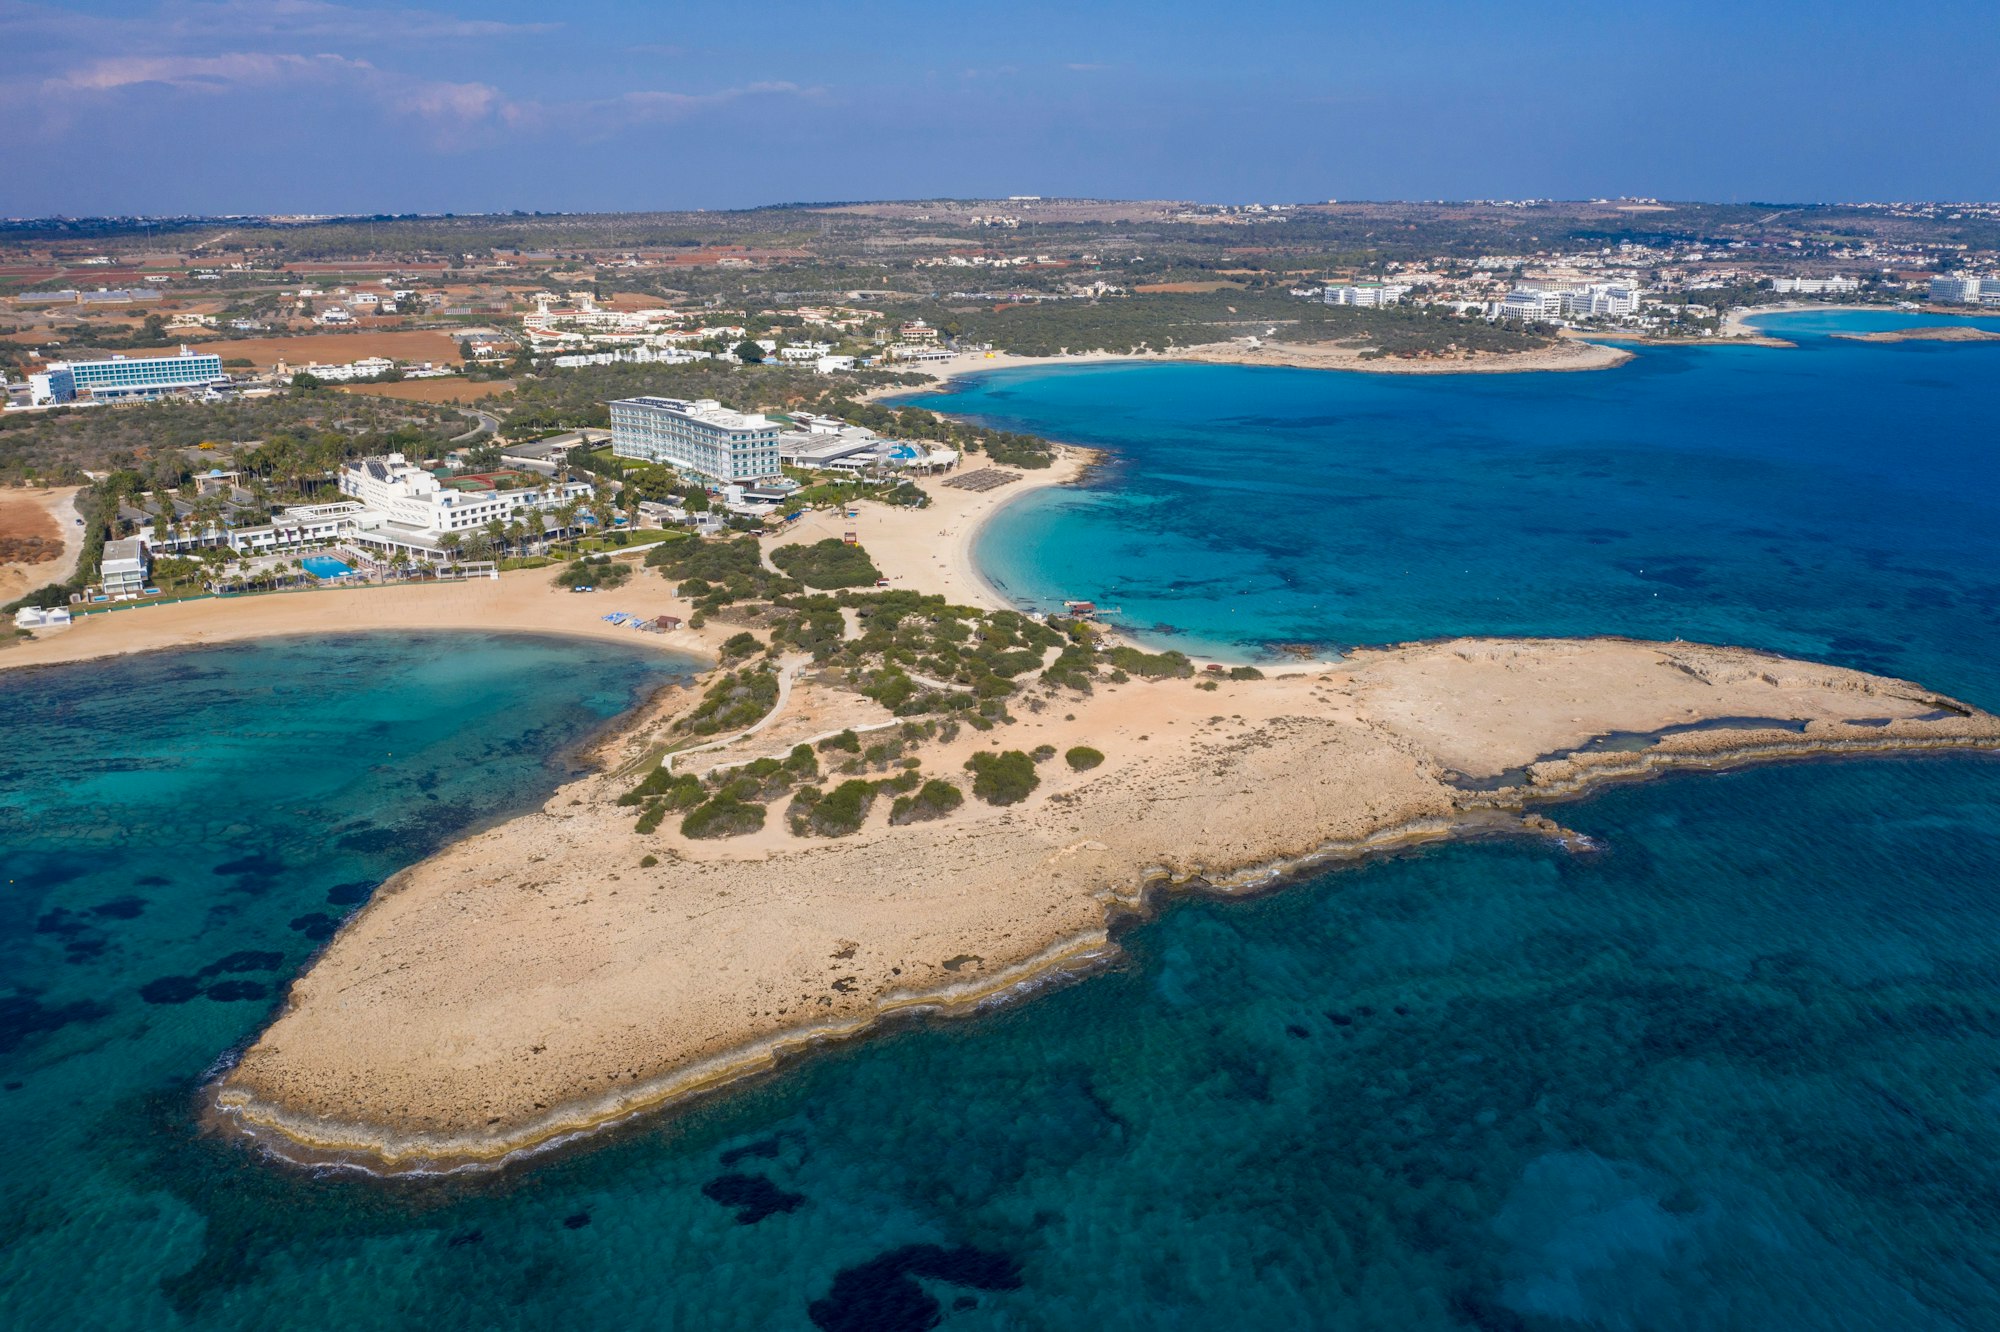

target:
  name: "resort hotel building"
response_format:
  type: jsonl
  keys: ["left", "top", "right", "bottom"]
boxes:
{"left": 29, "top": 347, "right": 228, "bottom": 404}
{"left": 335, "top": 453, "right": 594, "bottom": 554}
{"left": 609, "top": 396, "right": 783, "bottom": 484}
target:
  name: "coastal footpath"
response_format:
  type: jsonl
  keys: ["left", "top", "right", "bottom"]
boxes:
{"left": 206, "top": 634, "right": 1999, "bottom": 1173}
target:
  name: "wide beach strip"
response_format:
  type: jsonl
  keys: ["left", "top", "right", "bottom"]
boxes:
{"left": 210, "top": 637, "right": 2000, "bottom": 1172}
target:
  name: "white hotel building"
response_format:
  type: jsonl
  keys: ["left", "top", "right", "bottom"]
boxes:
{"left": 609, "top": 396, "right": 782, "bottom": 484}
{"left": 337, "top": 454, "right": 593, "bottom": 547}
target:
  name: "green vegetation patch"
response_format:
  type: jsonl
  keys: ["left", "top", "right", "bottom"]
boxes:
{"left": 770, "top": 537, "right": 883, "bottom": 589}
{"left": 681, "top": 796, "right": 767, "bottom": 839}
{"left": 678, "top": 665, "right": 782, "bottom": 735}
{"left": 1105, "top": 645, "right": 1194, "bottom": 679}
{"left": 1064, "top": 746, "right": 1105, "bottom": 771}
{"left": 890, "top": 778, "right": 964, "bottom": 826}
{"left": 556, "top": 553, "right": 632, "bottom": 589}
{"left": 964, "top": 749, "right": 1040, "bottom": 806}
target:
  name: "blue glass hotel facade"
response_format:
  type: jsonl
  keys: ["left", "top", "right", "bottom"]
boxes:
{"left": 31, "top": 348, "right": 228, "bottom": 404}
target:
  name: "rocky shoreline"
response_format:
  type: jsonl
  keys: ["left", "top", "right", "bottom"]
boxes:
{"left": 202, "top": 638, "right": 2000, "bottom": 1174}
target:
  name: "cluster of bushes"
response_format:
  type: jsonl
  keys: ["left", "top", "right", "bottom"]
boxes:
{"left": 964, "top": 749, "right": 1040, "bottom": 806}
{"left": 647, "top": 535, "right": 799, "bottom": 608}
{"left": 678, "top": 665, "right": 782, "bottom": 735}
{"left": 770, "top": 538, "right": 882, "bottom": 590}
{"left": 1065, "top": 746, "right": 1105, "bottom": 771}
{"left": 1104, "top": 645, "right": 1194, "bottom": 679}
{"left": 556, "top": 553, "right": 631, "bottom": 589}
{"left": 890, "top": 778, "right": 964, "bottom": 824}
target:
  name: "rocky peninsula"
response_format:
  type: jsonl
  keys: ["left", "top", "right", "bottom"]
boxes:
{"left": 205, "top": 633, "right": 2000, "bottom": 1173}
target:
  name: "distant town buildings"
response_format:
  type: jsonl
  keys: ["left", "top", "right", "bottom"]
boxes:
{"left": 1770, "top": 275, "right": 1860, "bottom": 294}
{"left": 610, "top": 396, "right": 783, "bottom": 484}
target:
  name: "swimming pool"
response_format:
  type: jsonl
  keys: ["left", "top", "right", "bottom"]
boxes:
{"left": 300, "top": 556, "right": 355, "bottom": 579}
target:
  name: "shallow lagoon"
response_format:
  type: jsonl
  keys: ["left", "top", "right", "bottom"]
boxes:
{"left": 954, "top": 311, "right": 2000, "bottom": 707}
{"left": 6, "top": 319, "right": 2000, "bottom": 1328}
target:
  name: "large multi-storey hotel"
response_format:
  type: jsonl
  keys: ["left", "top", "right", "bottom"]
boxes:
{"left": 609, "top": 396, "right": 782, "bottom": 484}
{"left": 29, "top": 347, "right": 228, "bottom": 403}
{"left": 338, "top": 453, "right": 594, "bottom": 542}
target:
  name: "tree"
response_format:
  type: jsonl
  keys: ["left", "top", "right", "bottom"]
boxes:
{"left": 438, "top": 531, "right": 463, "bottom": 562}
{"left": 484, "top": 517, "right": 507, "bottom": 554}
{"left": 734, "top": 339, "right": 765, "bottom": 364}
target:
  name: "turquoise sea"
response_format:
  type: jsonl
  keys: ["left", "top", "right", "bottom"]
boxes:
{"left": 4, "top": 311, "right": 2000, "bottom": 1329}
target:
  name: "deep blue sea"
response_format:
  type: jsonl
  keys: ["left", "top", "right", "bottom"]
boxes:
{"left": 4, "top": 311, "right": 2000, "bottom": 1329}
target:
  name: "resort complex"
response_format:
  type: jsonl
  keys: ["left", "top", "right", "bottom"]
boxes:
{"left": 608, "top": 396, "right": 784, "bottom": 484}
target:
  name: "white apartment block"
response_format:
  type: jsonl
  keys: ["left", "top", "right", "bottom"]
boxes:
{"left": 1561, "top": 284, "right": 1642, "bottom": 317}
{"left": 1770, "top": 275, "right": 1860, "bottom": 294}
{"left": 1928, "top": 274, "right": 1988, "bottom": 304}
{"left": 1498, "top": 289, "right": 1567, "bottom": 320}
{"left": 609, "top": 397, "right": 782, "bottom": 484}
{"left": 1322, "top": 283, "right": 1411, "bottom": 307}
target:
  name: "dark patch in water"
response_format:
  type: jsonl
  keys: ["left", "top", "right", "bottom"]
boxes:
{"left": 1286, "top": 1023, "right": 1310, "bottom": 1039}
{"left": 64, "top": 938, "right": 108, "bottom": 963}
{"left": 205, "top": 980, "right": 268, "bottom": 1002}
{"left": 0, "top": 994, "right": 111, "bottom": 1052}
{"left": 701, "top": 1173, "right": 805, "bottom": 1225}
{"left": 90, "top": 896, "right": 147, "bottom": 920}
{"left": 325, "top": 880, "right": 375, "bottom": 907}
{"left": 35, "top": 909, "right": 86, "bottom": 937}
{"left": 335, "top": 826, "right": 405, "bottom": 853}
{"left": 808, "top": 1243, "right": 1022, "bottom": 1332}
{"left": 133, "top": 874, "right": 171, "bottom": 887}
{"left": 562, "top": 1212, "right": 591, "bottom": 1230}
{"left": 198, "top": 951, "right": 283, "bottom": 978}
{"left": 141, "top": 976, "right": 203, "bottom": 1005}
{"left": 212, "top": 852, "right": 284, "bottom": 878}
{"left": 287, "top": 913, "right": 339, "bottom": 941}
{"left": 446, "top": 1229, "right": 483, "bottom": 1248}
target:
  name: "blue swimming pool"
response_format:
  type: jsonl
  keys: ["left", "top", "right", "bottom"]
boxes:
{"left": 300, "top": 556, "right": 354, "bottom": 579}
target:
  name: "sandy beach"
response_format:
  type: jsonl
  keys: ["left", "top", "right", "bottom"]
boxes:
{"left": 0, "top": 559, "right": 719, "bottom": 673}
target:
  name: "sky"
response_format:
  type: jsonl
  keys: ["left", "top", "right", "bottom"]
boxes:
{"left": 2, "top": 0, "right": 1997, "bottom": 217}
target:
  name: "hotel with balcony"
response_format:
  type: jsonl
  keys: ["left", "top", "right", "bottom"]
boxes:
{"left": 609, "top": 396, "right": 782, "bottom": 484}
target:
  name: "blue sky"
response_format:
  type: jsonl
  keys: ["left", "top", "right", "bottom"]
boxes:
{"left": 3, "top": 0, "right": 1997, "bottom": 216}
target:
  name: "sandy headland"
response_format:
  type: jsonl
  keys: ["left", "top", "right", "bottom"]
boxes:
{"left": 1834, "top": 325, "right": 2000, "bottom": 344}
{"left": 204, "top": 631, "right": 2000, "bottom": 1174}
{"left": 871, "top": 337, "right": 1631, "bottom": 395}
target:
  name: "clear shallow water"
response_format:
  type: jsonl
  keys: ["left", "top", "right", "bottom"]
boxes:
{"left": 945, "top": 311, "right": 2000, "bottom": 708}
{"left": 5, "top": 318, "right": 2000, "bottom": 1329}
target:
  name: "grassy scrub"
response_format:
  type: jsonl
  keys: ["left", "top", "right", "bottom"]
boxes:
{"left": 770, "top": 538, "right": 883, "bottom": 589}
{"left": 965, "top": 750, "right": 1040, "bottom": 806}
{"left": 556, "top": 553, "right": 631, "bottom": 589}
{"left": 890, "top": 778, "right": 964, "bottom": 825}
{"left": 678, "top": 666, "right": 782, "bottom": 735}
{"left": 1064, "top": 746, "right": 1105, "bottom": 771}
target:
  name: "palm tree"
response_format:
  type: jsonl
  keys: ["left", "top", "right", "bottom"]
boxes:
{"left": 438, "top": 531, "right": 463, "bottom": 564}
{"left": 507, "top": 519, "right": 527, "bottom": 557}
{"left": 484, "top": 517, "right": 507, "bottom": 556}
{"left": 556, "top": 499, "right": 582, "bottom": 551}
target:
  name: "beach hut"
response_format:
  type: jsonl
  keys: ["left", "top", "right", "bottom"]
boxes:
{"left": 44, "top": 607, "right": 72, "bottom": 626}
{"left": 14, "top": 607, "right": 46, "bottom": 628}
{"left": 655, "top": 615, "right": 683, "bottom": 631}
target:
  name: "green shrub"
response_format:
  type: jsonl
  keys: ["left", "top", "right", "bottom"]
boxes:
{"left": 639, "top": 854, "right": 659, "bottom": 868}
{"left": 720, "top": 631, "right": 762, "bottom": 661}
{"left": 681, "top": 796, "right": 766, "bottom": 839}
{"left": 556, "top": 553, "right": 632, "bottom": 589}
{"left": 817, "top": 728, "right": 862, "bottom": 753}
{"left": 1031, "top": 744, "right": 1057, "bottom": 763}
{"left": 804, "top": 779, "right": 877, "bottom": 837}
{"left": 964, "top": 750, "right": 1039, "bottom": 806}
{"left": 1065, "top": 746, "right": 1105, "bottom": 771}
{"left": 1228, "top": 665, "right": 1264, "bottom": 680}
{"left": 890, "top": 778, "right": 964, "bottom": 825}
{"left": 1105, "top": 645, "right": 1194, "bottom": 679}
{"left": 770, "top": 537, "right": 882, "bottom": 589}
{"left": 679, "top": 666, "right": 781, "bottom": 735}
